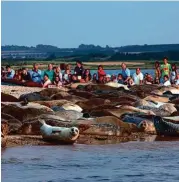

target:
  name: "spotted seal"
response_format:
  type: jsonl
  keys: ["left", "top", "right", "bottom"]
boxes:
{"left": 39, "top": 119, "right": 79, "bottom": 144}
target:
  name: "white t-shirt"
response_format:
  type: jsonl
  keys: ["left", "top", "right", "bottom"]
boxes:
{"left": 132, "top": 72, "right": 144, "bottom": 85}
{"left": 43, "top": 79, "right": 52, "bottom": 88}
{"left": 170, "top": 71, "right": 176, "bottom": 81}
{"left": 175, "top": 79, "right": 179, "bottom": 85}
{"left": 163, "top": 80, "right": 171, "bottom": 86}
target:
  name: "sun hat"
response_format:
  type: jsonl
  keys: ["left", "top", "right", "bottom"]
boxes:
{"left": 106, "top": 74, "right": 111, "bottom": 78}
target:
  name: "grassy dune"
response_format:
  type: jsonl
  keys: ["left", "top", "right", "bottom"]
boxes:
{"left": 2, "top": 60, "right": 178, "bottom": 70}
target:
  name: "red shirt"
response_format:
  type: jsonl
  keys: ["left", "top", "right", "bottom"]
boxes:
{"left": 98, "top": 70, "right": 106, "bottom": 81}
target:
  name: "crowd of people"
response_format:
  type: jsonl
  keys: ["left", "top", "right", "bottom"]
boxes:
{"left": 1, "top": 57, "right": 179, "bottom": 88}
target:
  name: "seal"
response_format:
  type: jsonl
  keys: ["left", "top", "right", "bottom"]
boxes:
{"left": 60, "top": 103, "right": 83, "bottom": 112}
{"left": 105, "top": 82, "right": 129, "bottom": 90}
{"left": 1, "top": 92, "right": 19, "bottom": 102}
{"left": 153, "top": 116, "right": 179, "bottom": 136}
{"left": 121, "top": 114, "right": 156, "bottom": 133}
{"left": 39, "top": 119, "right": 79, "bottom": 144}
{"left": 1, "top": 102, "right": 54, "bottom": 122}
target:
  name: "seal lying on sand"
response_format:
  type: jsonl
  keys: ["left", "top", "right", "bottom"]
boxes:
{"left": 19, "top": 92, "right": 50, "bottom": 102}
{"left": 1, "top": 92, "right": 19, "bottom": 102}
{"left": 54, "top": 110, "right": 84, "bottom": 121}
{"left": 121, "top": 114, "right": 156, "bottom": 133}
{"left": 90, "top": 105, "right": 155, "bottom": 118}
{"left": 138, "top": 103, "right": 177, "bottom": 116}
{"left": 153, "top": 116, "right": 179, "bottom": 136}
{"left": 1, "top": 102, "right": 54, "bottom": 122}
{"left": 144, "top": 95, "right": 169, "bottom": 103}
{"left": 68, "top": 90, "right": 96, "bottom": 99}
{"left": 81, "top": 117, "right": 135, "bottom": 137}
{"left": 39, "top": 119, "right": 79, "bottom": 144}
{"left": 33, "top": 100, "right": 73, "bottom": 108}
{"left": 105, "top": 82, "right": 129, "bottom": 90}
{"left": 52, "top": 103, "right": 83, "bottom": 113}
{"left": 76, "top": 98, "right": 111, "bottom": 111}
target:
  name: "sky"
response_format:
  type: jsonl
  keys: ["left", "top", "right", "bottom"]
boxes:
{"left": 1, "top": 2, "right": 179, "bottom": 48}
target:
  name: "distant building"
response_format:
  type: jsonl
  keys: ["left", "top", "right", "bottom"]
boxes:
{"left": 1, "top": 50, "right": 49, "bottom": 59}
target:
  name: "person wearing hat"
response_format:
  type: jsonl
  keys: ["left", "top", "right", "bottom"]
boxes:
{"left": 105, "top": 74, "right": 111, "bottom": 83}
{"left": 74, "top": 61, "right": 85, "bottom": 80}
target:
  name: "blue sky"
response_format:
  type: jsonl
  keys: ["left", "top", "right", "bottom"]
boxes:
{"left": 1, "top": 2, "right": 179, "bottom": 48}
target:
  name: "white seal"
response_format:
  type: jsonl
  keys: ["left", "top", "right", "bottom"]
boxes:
{"left": 38, "top": 119, "right": 79, "bottom": 144}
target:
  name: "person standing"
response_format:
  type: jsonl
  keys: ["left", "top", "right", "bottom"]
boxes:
{"left": 98, "top": 65, "right": 106, "bottom": 83}
{"left": 160, "top": 57, "right": 171, "bottom": 82}
{"left": 132, "top": 68, "right": 144, "bottom": 85}
{"left": 74, "top": 61, "right": 84, "bottom": 79}
{"left": 154, "top": 61, "right": 161, "bottom": 83}
{"left": 121, "top": 63, "right": 131, "bottom": 84}
{"left": 170, "top": 64, "right": 178, "bottom": 84}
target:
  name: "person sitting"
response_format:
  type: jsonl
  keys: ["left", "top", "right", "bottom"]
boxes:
{"left": 83, "top": 69, "right": 92, "bottom": 82}
{"left": 132, "top": 68, "right": 144, "bottom": 85}
{"left": 1, "top": 67, "right": 6, "bottom": 79}
{"left": 53, "top": 76, "right": 63, "bottom": 87}
{"left": 71, "top": 74, "right": 80, "bottom": 83}
{"left": 21, "top": 68, "right": 31, "bottom": 82}
{"left": 144, "top": 73, "right": 153, "bottom": 84}
{"left": 104, "top": 74, "right": 111, "bottom": 83}
{"left": 42, "top": 74, "right": 52, "bottom": 88}
{"left": 98, "top": 65, "right": 106, "bottom": 83}
{"left": 121, "top": 63, "right": 131, "bottom": 84}
{"left": 13, "top": 70, "right": 21, "bottom": 80}
{"left": 74, "top": 61, "right": 84, "bottom": 79}
{"left": 44, "top": 64, "right": 55, "bottom": 82}
{"left": 128, "top": 77, "right": 135, "bottom": 87}
{"left": 163, "top": 75, "right": 171, "bottom": 86}
{"left": 117, "top": 74, "right": 124, "bottom": 84}
{"left": 63, "top": 70, "right": 71, "bottom": 84}
{"left": 111, "top": 74, "right": 118, "bottom": 83}
{"left": 154, "top": 77, "right": 160, "bottom": 84}
{"left": 68, "top": 74, "right": 72, "bottom": 83}
{"left": 92, "top": 73, "right": 98, "bottom": 84}
{"left": 5, "top": 65, "right": 15, "bottom": 79}
{"left": 175, "top": 74, "right": 179, "bottom": 85}
{"left": 30, "top": 63, "right": 42, "bottom": 83}
{"left": 54, "top": 66, "right": 63, "bottom": 82}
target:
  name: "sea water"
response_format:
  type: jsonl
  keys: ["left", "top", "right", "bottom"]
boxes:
{"left": 2, "top": 141, "right": 179, "bottom": 182}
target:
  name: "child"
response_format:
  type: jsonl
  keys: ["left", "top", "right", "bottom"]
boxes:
{"left": 53, "top": 76, "right": 63, "bottom": 87}
{"left": 42, "top": 74, "right": 52, "bottom": 88}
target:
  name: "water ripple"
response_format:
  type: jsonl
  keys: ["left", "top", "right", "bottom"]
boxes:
{"left": 2, "top": 141, "right": 179, "bottom": 182}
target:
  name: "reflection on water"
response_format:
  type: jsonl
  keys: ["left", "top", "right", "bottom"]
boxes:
{"left": 2, "top": 140, "right": 179, "bottom": 182}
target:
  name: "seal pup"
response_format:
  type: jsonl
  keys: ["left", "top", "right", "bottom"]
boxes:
{"left": 38, "top": 119, "right": 79, "bottom": 144}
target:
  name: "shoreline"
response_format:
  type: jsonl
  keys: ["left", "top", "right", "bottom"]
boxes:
{"left": 4, "top": 134, "right": 179, "bottom": 149}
